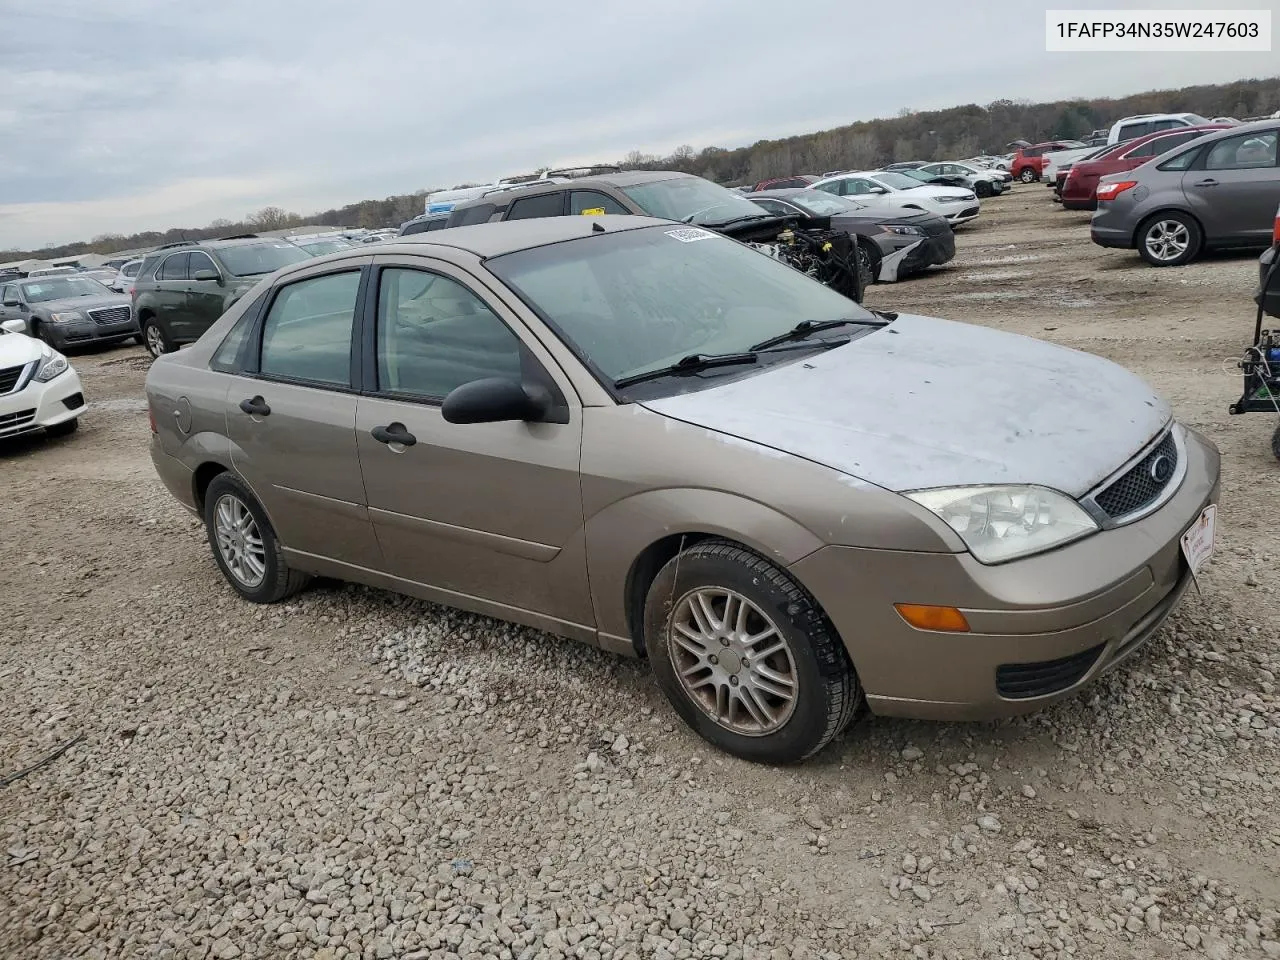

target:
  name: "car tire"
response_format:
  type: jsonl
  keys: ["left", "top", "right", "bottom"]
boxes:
{"left": 141, "top": 316, "right": 172, "bottom": 358}
{"left": 643, "top": 538, "right": 860, "bottom": 764}
{"left": 855, "top": 238, "right": 879, "bottom": 290}
{"left": 45, "top": 418, "right": 78, "bottom": 438}
{"left": 203, "top": 473, "right": 311, "bottom": 604}
{"left": 1270, "top": 423, "right": 1280, "bottom": 462}
{"left": 1019, "top": 168, "right": 1037, "bottom": 183}
{"left": 1136, "top": 212, "right": 1202, "bottom": 267}
{"left": 975, "top": 181, "right": 992, "bottom": 198}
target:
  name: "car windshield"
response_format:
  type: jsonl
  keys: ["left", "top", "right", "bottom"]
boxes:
{"left": 215, "top": 241, "right": 312, "bottom": 276}
{"left": 619, "top": 177, "right": 770, "bottom": 227}
{"left": 19, "top": 277, "right": 112, "bottom": 301}
{"left": 486, "top": 224, "right": 878, "bottom": 390}
{"left": 298, "top": 239, "right": 353, "bottom": 256}
{"left": 787, "top": 192, "right": 867, "bottom": 216}
{"left": 871, "top": 172, "right": 924, "bottom": 190}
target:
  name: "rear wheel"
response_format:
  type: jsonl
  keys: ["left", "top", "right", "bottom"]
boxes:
{"left": 644, "top": 539, "right": 860, "bottom": 764}
{"left": 1137, "top": 213, "right": 1202, "bottom": 267}
{"left": 1019, "top": 167, "right": 1037, "bottom": 183}
{"left": 1270, "top": 423, "right": 1280, "bottom": 462}
{"left": 141, "top": 317, "right": 172, "bottom": 358}
{"left": 203, "top": 473, "right": 311, "bottom": 603}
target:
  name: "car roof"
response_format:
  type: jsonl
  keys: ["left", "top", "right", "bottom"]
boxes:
{"left": 449, "top": 170, "right": 695, "bottom": 211}
{"left": 749, "top": 188, "right": 818, "bottom": 199}
{"left": 280, "top": 215, "right": 669, "bottom": 268}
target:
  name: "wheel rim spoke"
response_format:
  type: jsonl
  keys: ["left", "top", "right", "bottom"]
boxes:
{"left": 213, "top": 493, "right": 266, "bottom": 588}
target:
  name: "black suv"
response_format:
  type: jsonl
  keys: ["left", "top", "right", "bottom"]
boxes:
{"left": 398, "top": 212, "right": 452, "bottom": 236}
{"left": 132, "top": 235, "right": 312, "bottom": 357}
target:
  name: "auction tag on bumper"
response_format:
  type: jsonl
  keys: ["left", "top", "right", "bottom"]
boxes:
{"left": 1180, "top": 504, "right": 1217, "bottom": 584}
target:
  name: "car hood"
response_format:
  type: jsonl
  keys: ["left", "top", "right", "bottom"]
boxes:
{"left": 640, "top": 313, "right": 1170, "bottom": 497}
{"left": 0, "top": 331, "right": 45, "bottom": 366}
{"left": 31, "top": 294, "right": 131, "bottom": 313}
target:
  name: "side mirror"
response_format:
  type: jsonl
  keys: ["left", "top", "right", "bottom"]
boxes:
{"left": 193, "top": 269, "right": 222, "bottom": 284}
{"left": 1, "top": 299, "right": 18, "bottom": 308}
{"left": 870, "top": 186, "right": 890, "bottom": 194}
{"left": 1, "top": 318, "right": 25, "bottom": 334}
{"left": 441, "top": 378, "right": 550, "bottom": 425}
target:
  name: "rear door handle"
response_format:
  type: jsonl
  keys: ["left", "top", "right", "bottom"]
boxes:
{"left": 1193, "top": 178, "right": 1218, "bottom": 187}
{"left": 239, "top": 396, "right": 270, "bottom": 417}
{"left": 371, "top": 422, "right": 417, "bottom": 446}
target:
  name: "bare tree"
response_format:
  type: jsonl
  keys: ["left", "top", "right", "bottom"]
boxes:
{"left": 247, "top": 207, "right": 297, "bottom": 231}
{"left": 844, "top": 131, "right": 880, "bottom": 169}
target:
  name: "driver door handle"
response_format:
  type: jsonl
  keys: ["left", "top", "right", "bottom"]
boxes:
{"left": 239, "top": 396, "right": 270, "bottom": 417}
{"left": 371, "top": 422, "right": 417, "bottom": 446}
{"left": 1194, "top": 178, "right": 1218, "bottom": 188}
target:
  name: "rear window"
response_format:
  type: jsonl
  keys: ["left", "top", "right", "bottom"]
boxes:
{"left": 215, "top": 242, "right": 311, "bottom": 277}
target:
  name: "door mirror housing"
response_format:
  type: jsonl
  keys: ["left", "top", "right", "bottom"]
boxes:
{"left": 441, "top": 378, "right": 551, "bottom": 425}
{"left": 2, "top": 298, "right": 20, "bottom": 308}
{"left": 193, "top": 269, "right": 222, "bottom": 284}
{"left": 1, "top": 318, "right": 25, "bottom": 334}
{"left": 869, "top": 186, "right": 890, "bottom": 194}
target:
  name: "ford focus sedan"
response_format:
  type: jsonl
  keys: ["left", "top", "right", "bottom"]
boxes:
{"left": 146, "top": 216, "right": 1219, "bottom": 764}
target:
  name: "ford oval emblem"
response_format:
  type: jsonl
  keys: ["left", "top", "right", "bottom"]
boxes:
{"left": 1149, "top": 455, "right": 1174, "bottom": 484}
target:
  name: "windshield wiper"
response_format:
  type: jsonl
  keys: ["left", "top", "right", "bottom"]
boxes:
{"left": 704, "top": 213, "right": 776, "bottom": 229}
{"left": 749, "top": 316, "right": 890, "bottom": 352}
{"left": 614, "top": 351, "right": 759, "bottom": 389}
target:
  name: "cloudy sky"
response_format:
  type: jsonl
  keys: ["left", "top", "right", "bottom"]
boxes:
{"left": 0, "top": 0, "right": 1275, "bottom": 250}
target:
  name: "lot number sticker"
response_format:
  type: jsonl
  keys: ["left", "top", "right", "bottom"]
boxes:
{"left": 664, "top": 227, "right": 718, "bottom": 243}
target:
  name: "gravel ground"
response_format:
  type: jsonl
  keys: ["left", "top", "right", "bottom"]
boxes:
{"left": 3, "top": 188, "right": 1279, "bottom": 960}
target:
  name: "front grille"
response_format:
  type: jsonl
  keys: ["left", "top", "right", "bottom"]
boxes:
{"left": 996, "top": 644, "right": 1104, "bottom": 699}
{"left": 0, "top": 408, "right": 36, "bottom": 430}
{"left": 88, "top": 305, "right": 132, "bottom": 326}
{"left": 0, "top": 363, "right": 25, "bottom": 394}
{"left": 1094, "top": 430, "right": 1178, "bottom": 519}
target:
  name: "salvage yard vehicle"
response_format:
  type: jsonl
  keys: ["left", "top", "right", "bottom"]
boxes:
{"left": 915, "top": 162, "right": 1012, "bottom": 196}
{"left": 0, "top": 275, "right": 139, "bottom": 350}
{"left": 815, "top": 171, "right": 980, "bottom": 226}
{"left": 0, "top": 323, "right": 85, "bottom": 439}
{"left": 444, "top": 171, "right": 864, "bottom": 302}
{"left": 1092, "top": 120, "right": 1280, "bottom": 266}
{"left": 108, "top": 258, "right": 144, "bottom": 293}
{"left": 1010, "top": 140, "right": 1085, "bottom": 182}
{"left": 1060, "top": 125, "right": 1231, "bottom": 211}
{"left": 1227, "top": 204, "right": 1280, "bottom": 454}
{"left": 147, "top": 216, "right": 1220, "bottom": 764}
{"left": 131, "top": 235, "right": 312, "bottom": 357}
{"left": 747, "top": 188, "right": 956, "bottom": 282}
{"left": 1106, "top": 112, "right": 1212, "bottom": 145}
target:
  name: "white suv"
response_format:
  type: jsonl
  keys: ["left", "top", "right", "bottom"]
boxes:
{"left": 0, "top": 322, "right": 85, "bottom": 439}
{"left": 1107, "top": 113, "right": 1211, "bottom": 145}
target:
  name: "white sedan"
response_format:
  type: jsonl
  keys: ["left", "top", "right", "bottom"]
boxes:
{"left": 811, "top": 171, "right": 981, "bottom": 226}
{"left": 0, "top": 320, "right": 85, "bottom": 440}
{"left": 917, "top": 161, "right": 1013, "bottom": 196}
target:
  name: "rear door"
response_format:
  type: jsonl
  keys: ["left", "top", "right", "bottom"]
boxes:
{"left": 352, "top": 256, "right": 591, "bottom": 631}
{"left": 1184, "top": 129, "right": 1280, "bottom": 245}
{"left": 186, "top": 250, "right": 227, "bottom": 339}
{"left": 226, "top": 259, "right": 383, "bottom": 569}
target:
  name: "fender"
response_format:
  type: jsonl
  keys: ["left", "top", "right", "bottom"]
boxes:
{"left": 585, "top": 487, "right": 826, "bottom": 649}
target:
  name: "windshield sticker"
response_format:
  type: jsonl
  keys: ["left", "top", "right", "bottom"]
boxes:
{"left": 25, "top": 285, "right": 45, "bottom": 296}
{"left": 664, "top": 227, "right": 718, "bottom": 243}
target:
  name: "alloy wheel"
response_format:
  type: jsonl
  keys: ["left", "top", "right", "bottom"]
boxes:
{"left": 213, "top": 493, "right": 266, "bottom": 588}
{"left": 1144, "top": 220, "right": 1190, "bottom": 263}
{"left": 145, "top": 323, "right": 166, "bottom": 357}
{"left": 667, "top": 587, "right": 798, "bottom": 736}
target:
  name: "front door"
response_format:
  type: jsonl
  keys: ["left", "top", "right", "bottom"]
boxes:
{"left": 226, "top": 264, "right": 382, "bottom": 570}
{"left": 185, "top": 250, "right": 229, "bottom": 340}
{"left": 153, "top": 252, "right": 193, "bottom": 341}
{"left": 1184, "top": 129, "right": 1280, "bottom": 245}
{"left": 352, "top": 260, "right": 591, "bottom": 631}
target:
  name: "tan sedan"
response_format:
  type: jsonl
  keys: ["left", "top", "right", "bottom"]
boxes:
{"left": 146, "top": 216, "right": 1220, "bottom": 763}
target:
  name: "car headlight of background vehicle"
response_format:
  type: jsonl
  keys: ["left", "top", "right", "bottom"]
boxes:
{"left": 905, "top": 485, "right": 1098, "bottom": 564}
{"left": 49, "top": 311, "right": 84, "bottom": 323}
{"left": 882, "top": 224, "right": 924, "bottom": 236}
{"left": 34, "top": 344, "right": 68, "bottom": 382}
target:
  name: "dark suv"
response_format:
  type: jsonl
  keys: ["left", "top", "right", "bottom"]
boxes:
{"left": 132, "top": 235, "right": 312, "bottom": 357}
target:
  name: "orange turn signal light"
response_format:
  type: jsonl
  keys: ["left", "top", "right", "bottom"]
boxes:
{"left": 894, "top": 603, "right": 970, "bottom": 633}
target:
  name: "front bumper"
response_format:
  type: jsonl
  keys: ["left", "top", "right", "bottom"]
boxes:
{"left": 874, "top": 228, "right": 956, "bottom": 280}
{"left": 789, "top": 426, "right": 1220, "bottom": 721}
{"left": 44, "top": 314, "right": 139, "bottom": 349}
{"left": 942, "top": 205, "right": 980, "bottom": 226}
{"left": 0, "top": 366, "right": 85, "bottom": 438}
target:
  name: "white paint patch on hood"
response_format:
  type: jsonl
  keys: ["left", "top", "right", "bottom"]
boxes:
{"left": 0, "top": 331, "right": 44, "bottom": 368}
{"left": 641, "top": 313, "right": 1170, "bottom": 497}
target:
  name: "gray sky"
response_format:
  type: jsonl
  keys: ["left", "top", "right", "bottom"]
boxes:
{"left": 0, "top": 0, "right": 1275, "bottom": 250}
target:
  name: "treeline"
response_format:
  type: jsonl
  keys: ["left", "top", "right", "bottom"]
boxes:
{"left": 7, "top": 76, "right": 1277, "bottom": 262}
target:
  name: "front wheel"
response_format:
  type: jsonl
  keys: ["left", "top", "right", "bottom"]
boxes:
{"left": 975, "top": 181, "right": 992, "bottom": 198}
{"left": 45, "top": 418, "right": 78, "bottom": 438}
{"left": 644, "top": 539, "right": 860, "bottom": 764}
{"left": 203, "top": 473, "right": 311, "bottom": 603}
{"left": 855, "top": 238, "right": 879, "bottom": 290}
{"left": 1137, "top": 213, "right": 1202, "bottom": 267}
{"left": 141, "top": 317, "right": 172, "bottom": 358}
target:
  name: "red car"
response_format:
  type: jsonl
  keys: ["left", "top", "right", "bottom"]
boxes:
{"left": 1060, "top": 125, "right": 1230, "bottom": 211}
{"left": 1009, "top": 141, "right": 1083, "bottom": 183}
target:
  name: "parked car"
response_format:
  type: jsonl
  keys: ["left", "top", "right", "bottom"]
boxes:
{"left": 26, "top": 266, "right": 78, "bottom": 279}
{"left": 0, "top": 324, "right": 85, "bottom": 439}
{"left": 294, "top": 236, "right": 358, "bottom": 256}
{"left": 1061, "top": 125, "right": 1231, "bottom": 211}
{"left": 399, "top": 212, "right": 453, "bottom": 235}
{"left": 108, "top": 258, "right": 145, "bottom": 293}
{"left": 917, "top": 161, "right": 1013, "bottom": 194}
{"left": 1106, "top": 112, "right": 1212, "bottom": 145}
{"left": 1091, "top": 120, "right": 1280, "bottom": 266}
{"left": 747, "top": 188, "right": 956, "bottom": 282}
{"left": 1010, "top": 140, "right": 1085, "bottom": 182}
{"left": 881, "top": 162, "right": 927, "bottom": 171}
{"left": 132, "top": 236, "right": 312, "bottom": 357}
{"left": 0, "top": 275, "right": 139, "bottom": 350}
{"left": 145, "top": 215, "right": 1220, "bottom": 763}
{"left": 1042, "top": 141, "right": 1125, "bottom": 184}
{"left": 813, "top": 171, "right": 980, "bottom": 226}
{"left": 750, "top": 176, "right": 818, "bottom": 191}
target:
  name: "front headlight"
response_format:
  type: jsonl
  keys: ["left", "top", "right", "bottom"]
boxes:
{"left": 905, "top": 485, "right": 1098, "bottom": 564}
{"left": 882, "top": 224, "right": 924, "bottom": 236}
{"left": 49, "top": 311, "right": 84, "bottom": 323}
{"left": 34, "top": 345, "right": 68, "bottom": 382}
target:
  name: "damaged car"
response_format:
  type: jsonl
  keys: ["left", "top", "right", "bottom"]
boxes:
{"left": 747, "top": 188, "right": 955, "bottom": 282}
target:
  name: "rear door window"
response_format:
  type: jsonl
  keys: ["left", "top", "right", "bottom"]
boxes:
{"left": 506, "top": 193, "right": 567, "bottom": 220}
{"left": 1119, "top": 122, "right": 1153, "bottom": 141}
{"left": 259, "top": 271, "right": 361, "bottom": 387}
{"left": 158, "top": 253, "right": 190, "bottom": 281}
